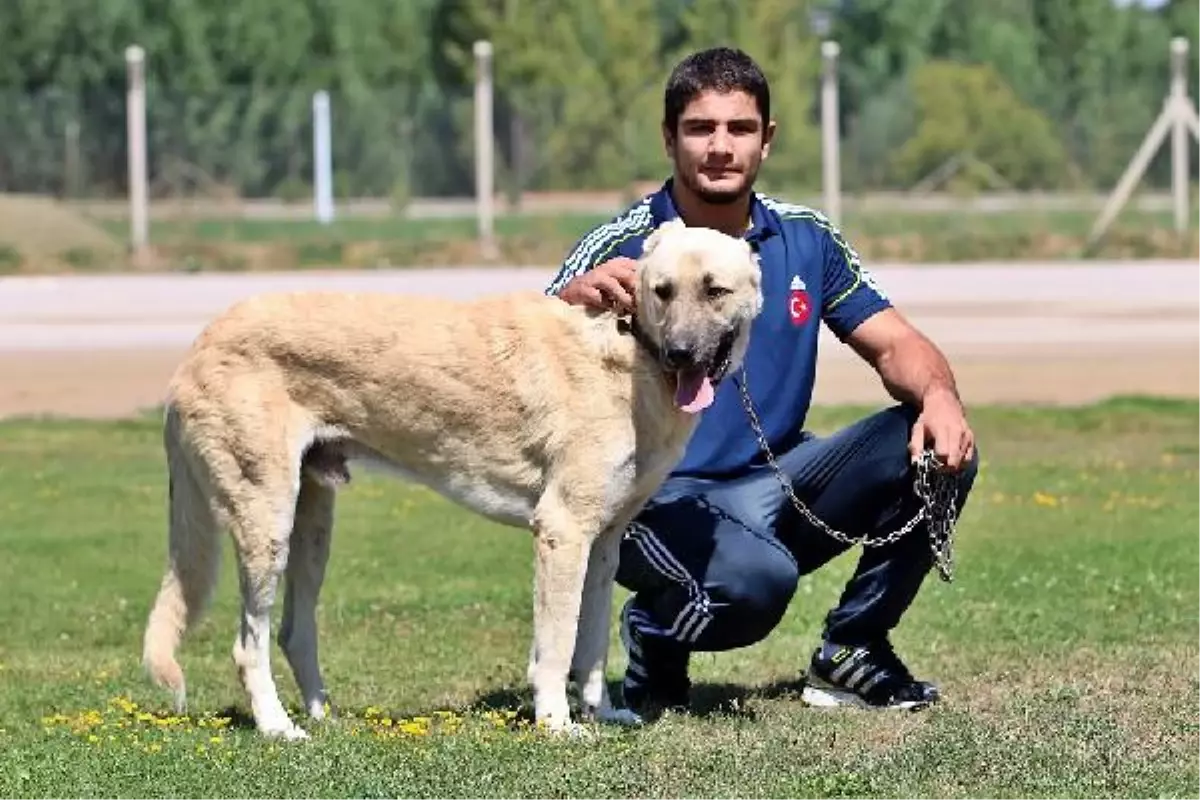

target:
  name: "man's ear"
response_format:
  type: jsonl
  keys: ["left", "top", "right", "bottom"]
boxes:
{"left": 761, "top": 118, "right": 777, "bottom": 160}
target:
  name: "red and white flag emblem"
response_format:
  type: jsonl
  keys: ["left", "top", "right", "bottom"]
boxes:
{"left": 788, "top": 275, "right": 811, "bottom": 326}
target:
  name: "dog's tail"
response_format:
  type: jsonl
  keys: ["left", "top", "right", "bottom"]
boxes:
{"left": 142, "top": 404, "right": 222, "bottom": 713}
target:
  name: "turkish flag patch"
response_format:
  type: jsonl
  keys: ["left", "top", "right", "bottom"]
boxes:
{"left": 788, "top": 275, "right": 812, "bottom": 326}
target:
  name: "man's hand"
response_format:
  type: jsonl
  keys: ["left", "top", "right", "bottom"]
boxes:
{"left": 844, "top": 308, "right": 976, "bottom": 474}
{"left": 909, "top": 388, "right": 975, "bottom": 472}
{"left": 557, "top": 257, "right": 639, "bottom": 313}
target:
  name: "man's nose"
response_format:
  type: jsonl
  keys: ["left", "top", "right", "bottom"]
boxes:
{"left": 709, "top": 128, "right": 733, "bottom": 155}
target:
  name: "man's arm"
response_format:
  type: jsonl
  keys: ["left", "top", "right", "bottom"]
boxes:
{"left": 845, "top": 308, "right": 975, "bottom": 470}
{"left": 815, "top": 220, "right": 975, "bottom": 470}
{"left": 545, "top": 204, "right": 651, "bottom": 312}
{"left": 843, "top": 307, "right": 959, "bottom": 409}
{"left": 545, "top": 200, "right": 652, "bottom": 294}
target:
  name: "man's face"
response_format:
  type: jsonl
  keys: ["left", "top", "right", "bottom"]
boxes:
{"left": 664, "top": 89, "right": 775, "bottom": 205}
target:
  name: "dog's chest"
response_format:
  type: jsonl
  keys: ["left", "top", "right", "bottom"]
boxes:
{"left": 349, "top": 448, "right": 537, "bottom": 529}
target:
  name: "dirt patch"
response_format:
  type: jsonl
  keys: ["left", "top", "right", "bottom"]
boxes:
{"left": 1, "top": 343, "right": 1196, "bottom": 421}
{"left": 0, "top": 349, "right": 180, "bottom": 420}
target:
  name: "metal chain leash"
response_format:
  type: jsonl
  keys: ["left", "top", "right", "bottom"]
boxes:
{"left": 734, "top": 368, "right": 961, "bottom": 582}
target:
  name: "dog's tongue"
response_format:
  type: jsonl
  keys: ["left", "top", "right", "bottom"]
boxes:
{"left": 675, "top": 369, "right": 715, "bottom": 413}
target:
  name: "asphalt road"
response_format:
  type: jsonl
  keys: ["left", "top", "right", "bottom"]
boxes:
{"left": 0, "top": 259, "right": 1196, "bottom": 418}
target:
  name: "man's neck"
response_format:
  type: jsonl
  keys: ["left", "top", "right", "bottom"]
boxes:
{"left": 670, "top": 179, "right": 752, "bottom": 238}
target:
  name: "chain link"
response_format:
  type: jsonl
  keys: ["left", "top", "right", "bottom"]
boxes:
{"left": 734, "top": 368, "right": 961, "bottom": 582}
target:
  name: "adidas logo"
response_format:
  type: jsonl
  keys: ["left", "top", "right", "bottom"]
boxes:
{"left": 790, "top": 276, "right": 807, "bottom": 291}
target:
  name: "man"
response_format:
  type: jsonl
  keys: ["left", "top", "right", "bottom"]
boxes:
{"left": 545, "top": 46, "right": 979, "bottom": 714}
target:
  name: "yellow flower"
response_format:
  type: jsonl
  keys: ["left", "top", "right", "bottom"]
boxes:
{"left": 399, "top": 721, "right": 428, "bottom": 736}
{"left": 1032, "top": 491, "right": 1059, "bottom": 507}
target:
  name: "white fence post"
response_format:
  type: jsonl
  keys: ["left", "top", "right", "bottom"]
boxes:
{"left": 1169, "top": 37, "right": 1190, "bottom": 234}
{"left": 474, "top": 40, "right": 497, "bottom": 260}
{"left": 125, "top": 45, "right": 149, "bottom": 261}
{"left": 820, "top": 40, "right": 842, "bottom": 227}
{"left": 313, "top": 90, "right": 334, "bottom": 224}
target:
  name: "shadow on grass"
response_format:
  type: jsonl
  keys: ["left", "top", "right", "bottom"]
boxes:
{"left": 461, "top": 675, "right": 813, "bottom": 723}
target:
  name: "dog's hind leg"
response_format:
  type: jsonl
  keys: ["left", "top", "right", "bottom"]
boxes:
{"left": 204, "top": 419, "right": 310, "bottom": 741}
{"left": 570, "top": 525, "right": 642, "bottom": 726}
{"left": 527, "top": 495, "right": 596, "bottom": 734}
{"left": 228, "top": 484, "right": 307, "bottom": 740}
{"left": 278, "top": 472, "right": 336, "bottom": 722}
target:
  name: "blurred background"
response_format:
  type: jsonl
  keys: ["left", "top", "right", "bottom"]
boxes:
{"left": 0, "top": 0, "right": 1196, "bottom": 272}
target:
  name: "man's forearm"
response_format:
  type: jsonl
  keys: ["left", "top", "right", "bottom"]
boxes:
{"left": 873, "top": 329, "right": 960, "bottom": 409}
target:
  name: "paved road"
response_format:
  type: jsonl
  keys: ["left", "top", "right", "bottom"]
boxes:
{"left": 1, "top": 260, "right": 1196, "bottom": 418}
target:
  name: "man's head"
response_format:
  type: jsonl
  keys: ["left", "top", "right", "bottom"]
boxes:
{"left": 662, "top": 47, "right": 776, "bottom": 205}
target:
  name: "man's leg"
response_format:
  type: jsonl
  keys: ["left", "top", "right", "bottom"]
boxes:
{"left": 614, "top": 471, "right": 799, "bottom": 714}
{"left": 772, "top": 404, "right": 979, "bottom": 708}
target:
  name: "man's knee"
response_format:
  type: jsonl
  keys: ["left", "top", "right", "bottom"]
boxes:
{"left": 709, "top": 538, "right": 799, "bottom": 649}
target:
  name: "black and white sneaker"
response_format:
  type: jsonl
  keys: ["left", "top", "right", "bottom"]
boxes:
{"left": 619, "top": 598, "right": 691, "bottom": 718}
{"left": 801, "top": 640, "right": 941, "bottom": 710}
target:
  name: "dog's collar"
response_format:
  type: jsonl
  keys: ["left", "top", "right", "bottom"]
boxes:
{"left": 616, "top": 315, "right": 663, "bottom": 365}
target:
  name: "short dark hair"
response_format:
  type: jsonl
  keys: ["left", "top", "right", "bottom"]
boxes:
{"left": 663, "top": 47, "right": 771, "bottom": 133}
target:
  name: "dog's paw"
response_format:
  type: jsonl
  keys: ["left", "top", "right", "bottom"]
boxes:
{"left": 307, "top": 699, "right": 335, "bottom": 722}
{"left": 260, "top": 721, "right": 310, "bottom": 741}
{"left": 596, "top": 706, "right": 644, "bottom": 727}
{"left": 555, "top": 721, "right": 596, "bottom": 740}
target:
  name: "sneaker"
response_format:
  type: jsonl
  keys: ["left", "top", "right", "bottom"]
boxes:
{"left": 619, "top": 598, "right": 691, "bottom": 717}
{"left": 801, "top": 640, "right": 941, "bottom": 710}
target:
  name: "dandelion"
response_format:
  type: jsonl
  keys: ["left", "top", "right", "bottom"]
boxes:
{"left": 398, "top": 720, "right": 429, "bottom": 736}
{"left": 1032, "top": 491, "right": 1060, "bottom": 507}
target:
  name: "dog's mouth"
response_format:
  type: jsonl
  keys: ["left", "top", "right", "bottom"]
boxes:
{"left": 671, "top": 328, "right": 739, "bottom": 415}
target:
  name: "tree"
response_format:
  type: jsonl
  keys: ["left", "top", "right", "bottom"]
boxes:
{"left": 433, "top": 0, "right": 665, "bottom": 195}
{"left": 889, "top": 60, "right": 1075, "bottom": 190}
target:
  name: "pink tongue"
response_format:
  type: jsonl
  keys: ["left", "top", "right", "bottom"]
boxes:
{"left": 675, "top": 370, "right": 715, "bottom": 413}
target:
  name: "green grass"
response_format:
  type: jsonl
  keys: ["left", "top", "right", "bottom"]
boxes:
{"left": 98, "top": 213, "right": 606, "bottom": 246}
{"left": 0, "top": 398, "right": 1196, "bottom": 797}
{"left": 98, "top": 208, "right": 1193, "bottom": 246}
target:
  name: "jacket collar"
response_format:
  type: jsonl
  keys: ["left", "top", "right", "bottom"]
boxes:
{"left": 648, "top": 177, "right": 780, "bottom": 245}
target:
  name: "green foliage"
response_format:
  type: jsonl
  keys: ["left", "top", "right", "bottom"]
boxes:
{"left": 889, "top": 61, "right": 1074, "bottom": 191}
{"left": 0, "top": 0, "right": 1193, "bottom": 199}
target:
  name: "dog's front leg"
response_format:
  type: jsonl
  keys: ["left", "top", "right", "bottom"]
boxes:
{"left": 571, "top": 525, "right": 642, "bottom": 726}
{"left": 527, "top": 503, "right": 594, "bottom": 735}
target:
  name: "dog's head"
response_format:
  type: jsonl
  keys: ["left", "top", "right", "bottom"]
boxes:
{"left": 634, "top": 218, "right": 764, "bottom": 414}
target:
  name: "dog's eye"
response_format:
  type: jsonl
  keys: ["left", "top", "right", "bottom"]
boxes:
{"left": 706, "top": 285, "right": 732, "bottom": 299}
{"left": 654, "top": 283, "right": 674, "bottom": 301}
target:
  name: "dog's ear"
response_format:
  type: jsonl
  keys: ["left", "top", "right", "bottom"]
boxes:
{"left": 642, "top": 218, "right": 686, "bottom": 257}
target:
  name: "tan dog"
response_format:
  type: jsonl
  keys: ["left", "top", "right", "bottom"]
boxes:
{"left": 141, "top": 218, "right": 763, "bottom": 739}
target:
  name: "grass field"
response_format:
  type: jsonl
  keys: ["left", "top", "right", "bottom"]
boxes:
{"left": 113, "top": 207, "right": 1198, "bottom": 270}
{"left": 0, "top": 197, "right": 1194, "bottom": 274}
{"left": 0, "top": 398, "right": 1196, "bottom": 797}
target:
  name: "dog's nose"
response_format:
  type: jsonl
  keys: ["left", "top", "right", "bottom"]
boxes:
{"left": 663, "top": 345, "right": 695, "bottom": 370}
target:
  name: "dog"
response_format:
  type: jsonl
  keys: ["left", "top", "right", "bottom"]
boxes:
{"left": 140, "top": 218, "right": 764, "bottom": 739}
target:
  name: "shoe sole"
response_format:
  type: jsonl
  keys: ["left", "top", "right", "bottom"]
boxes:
{"left": 800, "top": 680, "right": 930, "bottom": 711}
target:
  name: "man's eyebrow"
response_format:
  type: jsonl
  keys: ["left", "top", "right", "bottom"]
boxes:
{"left": 680, "top": 116, "right": 760, "bottom": 125}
